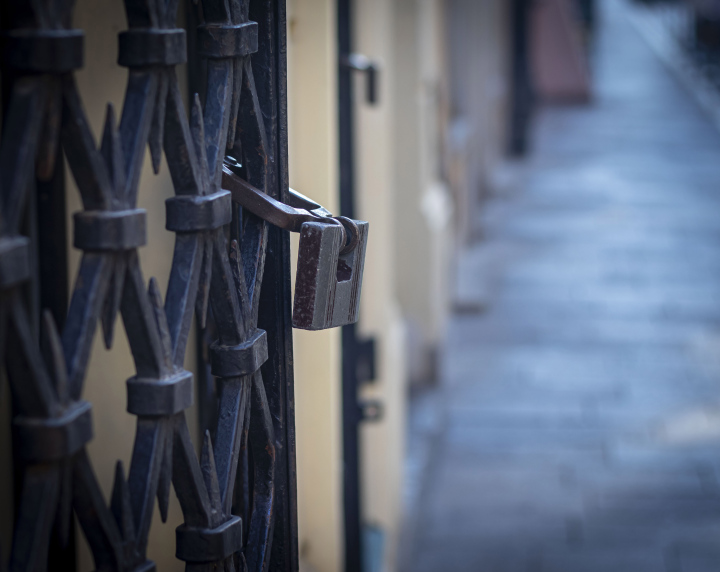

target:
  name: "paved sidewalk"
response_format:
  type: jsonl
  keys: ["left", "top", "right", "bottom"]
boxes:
{"left": 401, "top": 2, "right": 720, "bottom": 571}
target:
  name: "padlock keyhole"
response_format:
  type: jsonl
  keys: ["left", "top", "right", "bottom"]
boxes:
{"left": 337, "top": 258, "right": 352, "bottom": 282}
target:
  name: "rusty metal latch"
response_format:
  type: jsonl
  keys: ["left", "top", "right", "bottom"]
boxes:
{"left": 222, "top": 158, "right": 369, "bottom": 331}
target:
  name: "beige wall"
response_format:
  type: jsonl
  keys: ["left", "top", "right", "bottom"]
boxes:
{"left": 353, "top": 0, "right": 408, "bottom": 569}
{"left": 288, "top": 0, "right": 412, "bottom": 570}
{"left": 392, "top": 0, "right": 454, "bottom": 385}
{"left": 286, "top": 2, "right": 344, "bottom": 572}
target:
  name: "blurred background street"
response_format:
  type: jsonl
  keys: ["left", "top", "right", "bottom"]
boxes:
{"left": 401, "top": 1, "right": 720, "bottom": 570}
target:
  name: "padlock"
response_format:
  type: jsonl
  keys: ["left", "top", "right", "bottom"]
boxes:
{"left": 292, "top": 217, "right": 368, "bottom": 330}
{"left": 221, "top": 158, "right": 368, "bottom": 330}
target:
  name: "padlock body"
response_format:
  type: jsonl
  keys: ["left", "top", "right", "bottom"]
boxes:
{"left": 292, "top": 220, "right": 368, "bottom": 330}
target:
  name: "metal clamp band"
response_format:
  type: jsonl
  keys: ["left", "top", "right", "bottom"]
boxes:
{"left": 210, "top": 329, "right": 268, "bottom": 378}
{"left": 175, "top": 515, "right": 243, "bottom": 563}
{"left": 13, "top": 401, "right": 93, "bottom": 462}
{"left": 165, "top": 190, "right": 232, "bottom": 233}
{"left": 127, "top": 371, "right": 194, "bottom": 417}
{"left": 0, "top": 236, "right": 31, "bottom": 288}
{"left": 197, "top": 22, "right": 258, "bottom": 59}
{"left": 118, "top": 29, "right": 187, "bottom": 68}
{"left": 73, "top": 209, "right": 147, "bottom": 251}
{"left": 1, "top": 29, "right": 84, "bottom": 73}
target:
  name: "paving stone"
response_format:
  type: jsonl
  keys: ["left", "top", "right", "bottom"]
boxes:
{"left": 400, "top": 1, "right": 720, "bottom": 570}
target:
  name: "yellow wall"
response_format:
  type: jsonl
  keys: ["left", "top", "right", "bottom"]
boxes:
{"left": 286, "top": 1, "right": 344, "bottom": 572}
{"left": 353, "top": 0, "right": 408, "bottom": 570}
{"left": 392, "top": 0, "right": 454, "bottom": 385}
{"left": 288, "top": 1, "right": 412, "bottom": 571}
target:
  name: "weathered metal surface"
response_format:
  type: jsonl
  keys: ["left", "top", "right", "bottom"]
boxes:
{"left": 0, "top": 0, "right": 306, "bottom": 570}
{"left": 292, "top": 220, "right": 368, "bottom": 330}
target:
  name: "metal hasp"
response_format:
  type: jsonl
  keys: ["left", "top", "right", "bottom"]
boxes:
{"left": 222, "top": 160, "right": 369, "bottom": 331}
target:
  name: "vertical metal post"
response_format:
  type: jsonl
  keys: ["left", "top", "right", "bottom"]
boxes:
{"left": 509, "top": 0, "right": 533, "bottom": 157}
{"left": 254, "top": 5, "right": 300, "bottom": 567}
{"left": 337, "top": 1, "right": 364, "bottom": 571}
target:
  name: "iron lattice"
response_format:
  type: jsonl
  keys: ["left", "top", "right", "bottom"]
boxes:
{"left": 0, "top": 0, "right": 295, "bottom": 570}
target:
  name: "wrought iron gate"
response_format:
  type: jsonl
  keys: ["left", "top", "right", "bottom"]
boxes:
{"left": 0, "top": 0, "right": 300, "bottom": 570}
